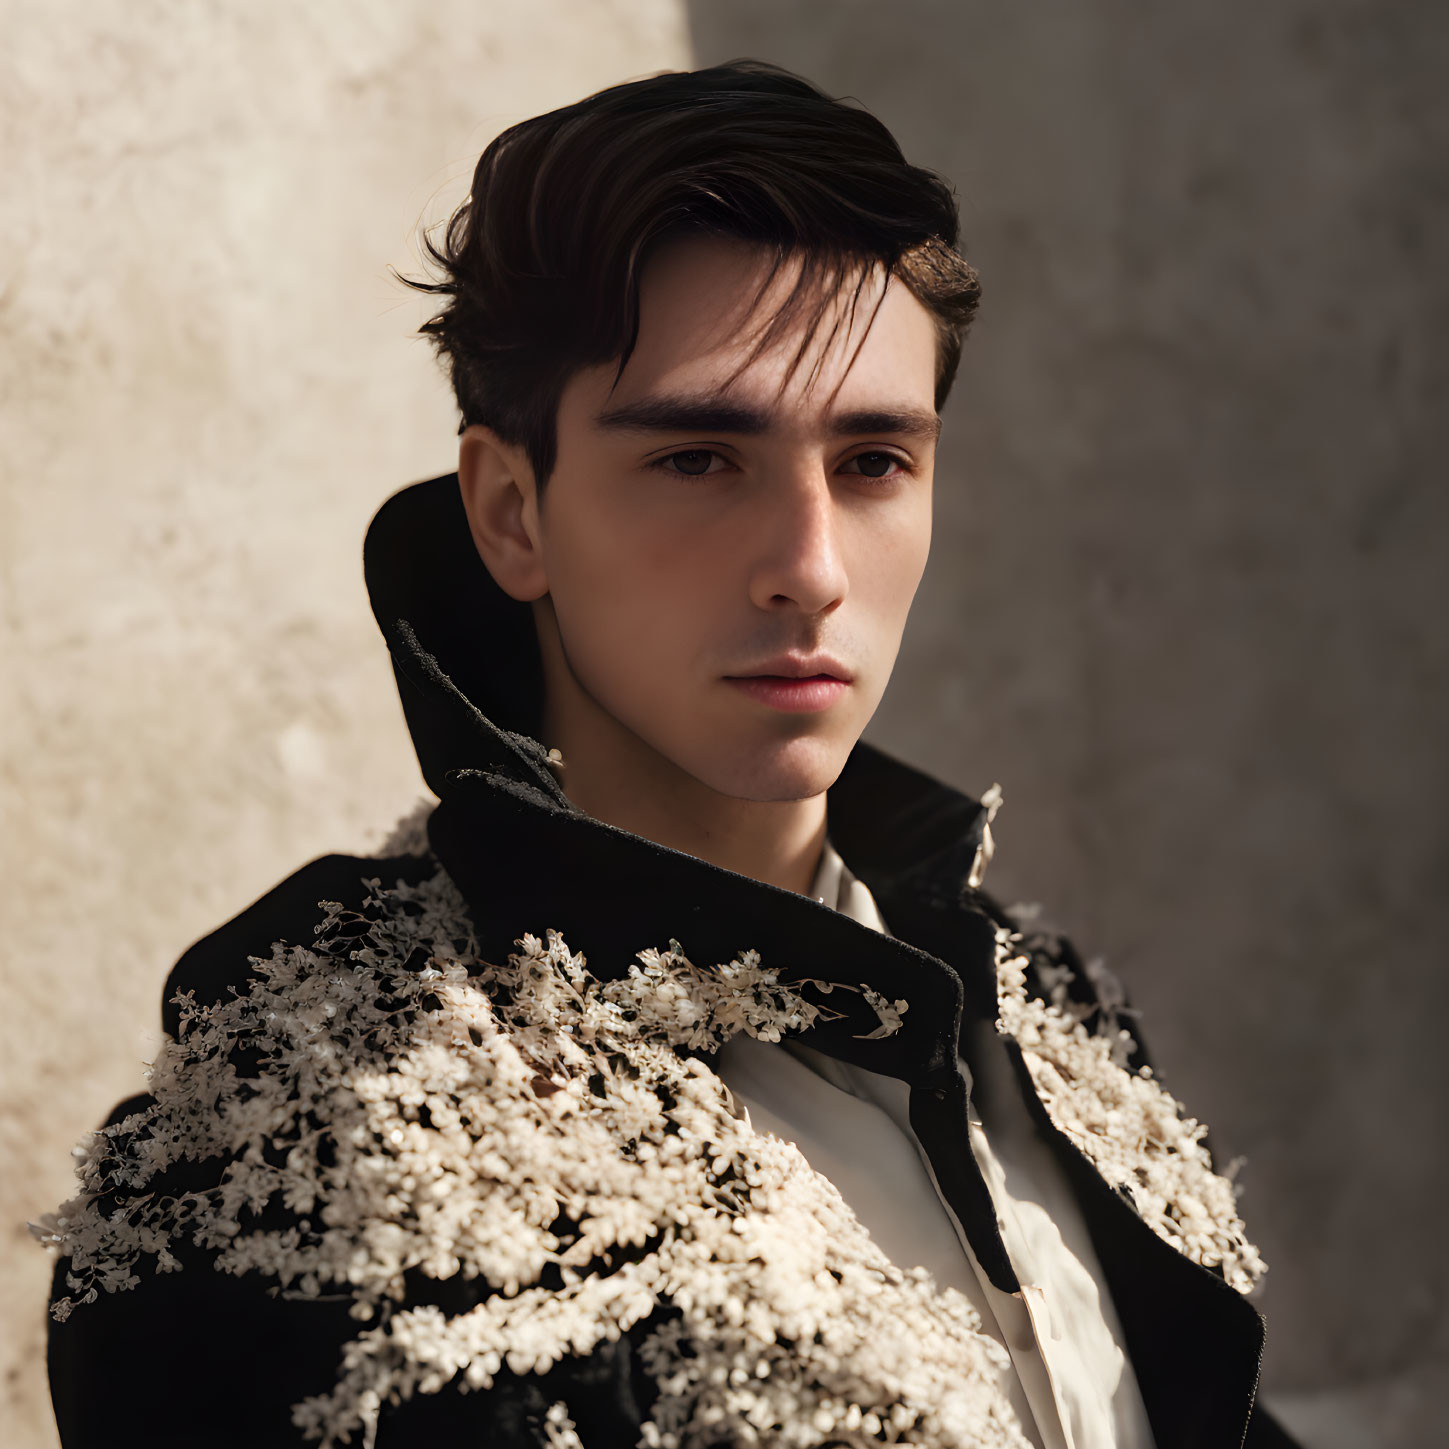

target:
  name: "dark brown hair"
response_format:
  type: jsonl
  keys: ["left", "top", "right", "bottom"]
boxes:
{"left": 403, "top": 60, "right": 981, "bottom": 486}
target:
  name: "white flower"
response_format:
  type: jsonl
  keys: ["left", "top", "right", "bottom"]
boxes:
{"left": 34, "top": 858, "right": 1266, "bottom": 1443}
{"left": 992, "top": 924, "right": 1268, "bottom": 1296}
{"left": 35, "top": 868, "right": 1031, "bottom": 1447}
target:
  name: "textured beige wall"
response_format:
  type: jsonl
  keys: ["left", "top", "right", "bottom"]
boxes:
{"left": 10, "top": 5, "right": 1445, "bottom": 1446}
{"left": 0, "top": 4, "right": 690, "bottom": 1445}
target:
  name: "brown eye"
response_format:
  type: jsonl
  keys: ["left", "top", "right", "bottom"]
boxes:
{"left": 665, "top": 450, "right": 718, "bottom": 476}
{"left": 845, "top": 452, "right": 902, "bottom": 479}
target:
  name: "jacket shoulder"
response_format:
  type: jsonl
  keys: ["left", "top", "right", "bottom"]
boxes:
{"left": 161, "top": 848, "right": 440, "bottom": 1039}
{"left": 47, "top": 847, "right": 461, "bottom": 1448}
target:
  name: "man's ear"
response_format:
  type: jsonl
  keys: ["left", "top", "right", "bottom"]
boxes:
{"left": 457, "top": 424, "right": 549, "bottom": 602}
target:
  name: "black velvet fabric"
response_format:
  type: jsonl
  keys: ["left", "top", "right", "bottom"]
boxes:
{"left": 46, "top": 474, "right": 1297, "bottom": 1447}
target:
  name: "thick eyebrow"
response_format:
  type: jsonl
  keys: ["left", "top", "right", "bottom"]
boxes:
{"left": 832, "top": 407, "right": 942, "bottom": 443}
{"left": 593, "top": 393, "right": 941, "bottom": 443}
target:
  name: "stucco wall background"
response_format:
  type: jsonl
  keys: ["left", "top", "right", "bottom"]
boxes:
{"left": 688, "top": 3, "right": 1448, "bottom": 1445}
{"left": 3, "top": 3, "right": 1444, "bottom": 1447}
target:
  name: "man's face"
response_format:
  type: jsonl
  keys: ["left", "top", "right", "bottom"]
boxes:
{"left": 534, "top": 236, "right": 939, "bottom": 803}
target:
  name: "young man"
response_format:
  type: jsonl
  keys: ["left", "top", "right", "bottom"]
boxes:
{"left": 40, "top": 62, "right": 1296, "bottom": 1448}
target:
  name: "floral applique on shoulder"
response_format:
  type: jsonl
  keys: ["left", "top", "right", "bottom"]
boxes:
{"left": 35, "top": 866, "right": 1035, "bottom": 1449}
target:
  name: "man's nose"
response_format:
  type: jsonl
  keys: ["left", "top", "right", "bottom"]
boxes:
{"left": 746, "top": 466, "right": 850, "bottom": 616}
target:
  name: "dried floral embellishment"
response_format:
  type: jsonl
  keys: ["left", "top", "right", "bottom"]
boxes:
{"left": 992, "top": 924, "right": 1268, "bottom": 1295}
{"left": 35, "top": 869, "right": 1029, "bottom": 1447}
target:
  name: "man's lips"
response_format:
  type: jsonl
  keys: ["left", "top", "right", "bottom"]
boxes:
{"left": 723, "top": 674, "right": 851, "bottom": 714}
{"left": 722, "top": 654, "right": 853, "bottom": 713}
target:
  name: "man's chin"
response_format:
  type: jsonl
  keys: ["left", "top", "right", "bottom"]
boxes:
{"left": 689, "top": 736, "right": 853, "bottom": 804}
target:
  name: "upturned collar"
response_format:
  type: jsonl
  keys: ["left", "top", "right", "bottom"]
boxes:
{"left": 362, "top": 474, "right": 1004, "bottom": 1092}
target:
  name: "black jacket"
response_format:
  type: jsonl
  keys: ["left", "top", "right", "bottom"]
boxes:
{"left": 46, "top": 475, "right": 1297, "bottom": 1448}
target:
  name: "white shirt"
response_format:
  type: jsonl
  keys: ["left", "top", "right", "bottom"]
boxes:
{"left": 712, "top": 840, "right": 1156, "bottom": 1449}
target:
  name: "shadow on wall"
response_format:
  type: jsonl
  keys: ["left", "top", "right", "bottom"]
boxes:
{"left": 685, "top": 2, "right": 1449, "bottom": 1446}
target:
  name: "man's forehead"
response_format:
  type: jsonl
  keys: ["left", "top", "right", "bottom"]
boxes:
{"left": 629, "top": 237, "right": 930, "bottom": 367}
{"left": 580, "top": 238, "right": 940, "bottom": 432}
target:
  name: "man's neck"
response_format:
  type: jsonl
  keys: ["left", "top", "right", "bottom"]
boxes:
{"left": 561, "top": 755, "right": 828, "bottom": 898}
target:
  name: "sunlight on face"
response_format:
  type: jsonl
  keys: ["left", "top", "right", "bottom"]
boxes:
{"left": 535, "top": 235, "right": 939, "bottom": 803}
